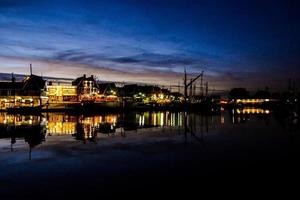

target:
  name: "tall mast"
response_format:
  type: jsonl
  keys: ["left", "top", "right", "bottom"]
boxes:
{"left": 205, "top": 82, "right": 208, "bottom": 97}
{"left": 189, "top": 79, "right": 193, "bottom": 98}
{"left": 184, "top": 67, "right": 187, "bottom": 101}
{"left": 200, "top": 71, "right": 204, "bottom": 96}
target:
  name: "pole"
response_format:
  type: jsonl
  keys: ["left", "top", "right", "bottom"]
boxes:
{"left": 184, "top": 67, "right": 187, "bottom": 102}
{"left": 184, "top": 67, "right": 204, "bottom": 101}
{"left": 190, "top": 79, "right": 193, "bottom": 98}
{"left": 205, "top": 82, "right": 208, "bottom": 97}
{"left": 200, "top": 73, "right": 203, "bottom": 96}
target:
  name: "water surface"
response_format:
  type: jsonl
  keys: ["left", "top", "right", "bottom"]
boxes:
{"left": 0, "top": 108, "right": 299, "bottom": 198}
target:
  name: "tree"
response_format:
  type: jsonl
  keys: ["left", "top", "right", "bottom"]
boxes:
{"left": 229, "top": 88, "right": 250, "bottom": 99}
{"left": 254, "top": 90, "right": 271, "bottom": 99}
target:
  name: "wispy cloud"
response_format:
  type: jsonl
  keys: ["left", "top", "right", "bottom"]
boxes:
{"left": 0, "top": 0, "right": 299, "bottom": 91}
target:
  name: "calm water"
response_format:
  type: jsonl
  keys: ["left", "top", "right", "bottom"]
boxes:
{"left": 0, "top": 108, "right": 299, "bottom": 198}
{"left": 0, "top": 107, "right": 298, "bottom": 155}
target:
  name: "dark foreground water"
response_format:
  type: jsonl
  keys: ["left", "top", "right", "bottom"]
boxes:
{"left": 0, "top": 108, "right": 299, "bottom": 198}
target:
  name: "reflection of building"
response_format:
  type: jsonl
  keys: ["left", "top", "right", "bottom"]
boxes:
{"left": 136, "top": 111, "right": 183, "bottom": 127}
{"left": 0, "top": 113, "right": 46, "bottom": 153}
{"left": 46, "top": 114, "right": 118, "bottom": 139}
{"left": 74, "top": 115, "right": 117, "bottom": 142}
{"left": 47, "top": 113, "right": 77, "bottom": 135}
{"left": 0, "top": 113, "right": 41, "bottom": 126}
{"left": 230, "top": 108, "right": 271, "bottom": 124}
{"left": 0, "top": 112, "right": 198, "bottom": 149}
{"left": 236, "top": 108, "right": 270, "bottom": 114}
{"left": 0, "top": 74, "right": 45, "bottom": 109}
{"left": 75, "top": 123, "right": 98, "bottom": 142}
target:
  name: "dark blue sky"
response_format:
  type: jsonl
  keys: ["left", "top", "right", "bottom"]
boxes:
{"left": 0, "top": 0, "right": 299, "bottom": 90}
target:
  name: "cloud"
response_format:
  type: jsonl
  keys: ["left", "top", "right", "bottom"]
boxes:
{"left": 2, "top": 54, "right": 298, "bottom": 92}
{"left": 111, "top": 57, "right": 142, "bottom": 64}
{"left": 1, "top": 0, "right": 300, "bottom": 92}
{"left": 51, "top": 49, "right": 203, "bottom": 71}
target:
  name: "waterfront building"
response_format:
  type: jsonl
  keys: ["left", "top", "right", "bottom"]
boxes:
{"left": 46, "top": 81, "right": 78, "bottom": 104}
{"left": 46, "top": 76, "right": 120, "bottom": 105}
{"left": 72, "top": 74, "right": 99, "bottom": 102}
{"left": 0, "top": 74, "right": 45, "bottom": 109}
{"left": 120, "top": 84, "right": 171, "bottom": 104}
{"left": 96, "top": 82, "right": 119, "bottom": 102}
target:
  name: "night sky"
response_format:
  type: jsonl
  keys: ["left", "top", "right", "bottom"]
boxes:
{"left": 0, "top": 0, "right": 299, "bottom": 91}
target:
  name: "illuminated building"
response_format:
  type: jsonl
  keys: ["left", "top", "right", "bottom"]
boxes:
{"left": 96, "top": 83, "right": 119, "bottom": 102}
{"left": 46, "top": 82, "right": 78, "bottom": 103}
{"left": 72, "top": 74, "right": 99, "bottom": 102}
{"left": 120, "top": 84, "right": 171, "bottom": 104}
{"left": 47, "top": 77, "right": 120, "bottom": 104}
{"left": 0, "top": 74, "right": 45, "bottom": 109}
{"left": 169, "top": 92, "right": 184, "bottom": 103}
{"left": 235, "top": 98, "right": 272, "bottom": 105}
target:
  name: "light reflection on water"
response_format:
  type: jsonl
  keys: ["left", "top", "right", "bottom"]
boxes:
{"left": 0, "top": 107, "right": 297, "bottom": 156}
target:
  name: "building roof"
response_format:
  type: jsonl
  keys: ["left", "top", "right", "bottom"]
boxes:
{"left": 0, "top": 82, "right": 24, "bottom": 90}
{"left": 72, "top": 75, "right": 85, "bottom": 86}
{"left": 0, "top": 74, "right": 45, "bottom": 90}
{"left": 72, "top": 75, "right": 98, "bottom": 87}
{"left": 23, "top": 75, "right": 45, "bottom": 89}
